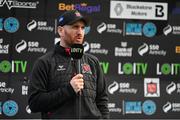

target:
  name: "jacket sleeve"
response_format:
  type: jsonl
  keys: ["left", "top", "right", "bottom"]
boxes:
{"left": 95, "top": 60, "right": 109, "bottom": 119}
{"left": 28, "top": 58, "right": 76, "bottom": 113}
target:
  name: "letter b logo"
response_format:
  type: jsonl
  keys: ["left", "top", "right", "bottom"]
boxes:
{"left": 155, "top": 5, "right": 164, "bottom": 17}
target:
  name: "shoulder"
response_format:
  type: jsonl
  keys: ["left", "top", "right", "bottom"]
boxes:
{"left": 83, "top": 53, "right": 100, "bottom": 65}
{"left": 33, "top": 51, "right": 54, "bottom": 67}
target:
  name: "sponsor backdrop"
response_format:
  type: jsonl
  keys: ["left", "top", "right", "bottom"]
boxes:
{"left": 0, "top": 0, "right": 180, "bottom": 119}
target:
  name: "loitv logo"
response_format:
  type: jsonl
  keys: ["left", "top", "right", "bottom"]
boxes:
{"left": 156, "top": 63, "right": 180, "bottom": 75}
{"left": 118, "top": 62, "right": 147, "bottom": 75}
{"left": 0, "top": 60, "right": 27, "bottom": 73}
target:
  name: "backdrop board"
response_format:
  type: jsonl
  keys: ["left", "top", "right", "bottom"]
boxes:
{"left": 0, "top": 0, "right": 180, "bottom": 119}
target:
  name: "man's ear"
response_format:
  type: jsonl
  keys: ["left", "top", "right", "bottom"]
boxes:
{"left": 57, "top": 26, "right": 64, "bottom": 37}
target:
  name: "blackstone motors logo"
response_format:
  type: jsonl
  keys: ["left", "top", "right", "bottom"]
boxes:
{"left": 163, "top": 101, "right": 180, "bottom": 113}
{"left": 0, "top": 60, "right": 27, "bottom": 73}
{"left": 108, "top": 81, "right": 137, "bottom": 94}
{"left": 108, "top": 103, "right": 121, "bottom": 113}
{"left": 83, "top": 41, "right": 108, "bottom": 55}
{"left": 0, "top": 0, "right": 39, "bottom": 10}
{"left": 123, "top": 100, "right": 156, "bottom": 115}
{"left": 0, "top": 38, "right": 9, "bottom": 54}
{"left": 166, "top": 82, "right": 180, "bottom": 95}
{"left": 27, "top": 20, "right": 54, "bottom": 32}
{"left": 97, "top": 22, "right": 122, "bottom": 34}
{"left": 125, "top": 22, "right": 157, "bottom": 37}
{"left": 144, "top": 78, "right": 160, "bottom": 97}
{"left": 163, "top": 24, "right": 180, "bottom": 36}
{"left": 114, "top": 42, "right": 132, "bottom": 57}
{"left": 138, "top": 43, "right": 166, "bottom": 56}
{"left": 110, "top": 1, "right": 168, "bottom": 20}
{"left": 0, "top": 82, "right": 14, "bottom": 94}
{"left": 58, "top": 3, "right": 101, "bottom": 14}
{"left": 15, "top": 40, "right": 47, "bottom": 54}
{"left": 0, "top": 17, "right": 19, "bottom": 33}
{"left": 0, "top": 100, "right": 18, "bottom": 116}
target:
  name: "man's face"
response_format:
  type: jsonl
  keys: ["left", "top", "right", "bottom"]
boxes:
{"left": 58, "top": 20, "right": 85, "bottom": 47}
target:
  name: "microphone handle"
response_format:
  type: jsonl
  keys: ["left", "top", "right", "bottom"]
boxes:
{"left": 77, "top": 59, "right": 81, "bottom": 74}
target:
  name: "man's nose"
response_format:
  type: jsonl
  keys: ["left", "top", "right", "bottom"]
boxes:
{"left": 77, "top": 27, "right": 84, "bottom": 34}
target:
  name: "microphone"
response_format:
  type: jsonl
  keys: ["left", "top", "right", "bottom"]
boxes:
{"left": 70, "top": 44, "right": 84, "bottom": 119}
{"left": 70, "top": 44, "right": 84, "bottom": 73}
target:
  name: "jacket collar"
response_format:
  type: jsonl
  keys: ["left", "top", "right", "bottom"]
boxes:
{"left": 54, "top": 42, "right": 71, "bottom": 57}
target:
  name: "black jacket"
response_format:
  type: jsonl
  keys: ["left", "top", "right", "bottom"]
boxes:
{"left": 28, "top": 42, "right": 109, "bottom": 119}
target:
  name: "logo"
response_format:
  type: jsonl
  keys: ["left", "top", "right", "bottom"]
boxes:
{"left": 97, "top": 22, "right": 122, "bottom": 34}
{"left": 27, "top": 20, "right": 53, "bottom": 32}
{"left": 58, "top": 3, "right": 101, "bottom": 14}
{"left": 163, "top": 102, "right": 172, "bottom": 113}
{"left": 0, "top": 0, "right": 39, "bottom": 10}
{"left": 84, "top": 26, "right": 90, "bottom": 35}
{"left": 138, "top": 43, "right": 149, "bottom": 56}
{"left": 124, "top": 101, "right": 142, "bottom": 114}
{"left": 142, "top": 100, "right": 156, "bottom": 115}
{"left": 115, "top": 42, "right": 132, "bottom": 57}
{"left": 143, "top": 22, "right": 157, "bottom": 37}
{"left": 108, "top": 81, "right": 119, "bottom": 94}
{"left": 0, "top": 60, "right": 27, "bottom": 73}
{"left": 26, "top": 105, "right": 31, "bottom": 114}
{"left": 114, "top": 3, "right": 123, "bottom": 16}
{"left": 138, "top": 43, "right": 166, "bottom": 56}
{"left": 2, "top": 100, "right": 18, "bottom": 116}
{"left": 82, "top": 63, "right": 92, "bottom": 74}
{"left": 118, "top": 62, "right": 148, "bottom": 75}
{"left": 83, "top": 42, "right": 108, "bottom": 55}
{"left": 110, "top": 1, "right": 168, "bottom": 20}
{"left": 15, "top": 40, "right": 27, "bottom": 53}
{"left": 155, "top": 5, "right": 165, "bottom": 17}
{"left": 15, "top": 40, "right": 47, "bottom": 54}
{"left": 57, "top": 65, "right": 66, "bottom": 71}
{"left": 156, "top": 63, "right": 180, "bottom": 75}
{"left": 166, "top": 82, "right": 176, "bottom": 95}
{"left": 22, "top": 84, "right": 28, "bottom": 95}
{"left": 144, "top": 78, "right": 160, "bottom": 97}
{"left": 125, "top": 23, "right": 142, "bottom": 36}
{"left": 4, "top": 17, "right": 19, "bottom": 33}
{"left": 27, "top": 20, "right": 37, "bottom": 31}
{"left": 97, "top": 22, "right": 106, "bottom": 34}
{"left": 108, "top": 81, "right": 137, "bottom": 95}
{"left": 83, "top": 41, "right": 89, "bottom": 52}
{"left": 100, "top": 62, "right": 109, "bottom": 74}
{"left": 0, "top": 38, "right": 9, "bottom": 54}
{"left": 163, "top": 24, "right": 172, "bottom": 36}
{"left": 176, "top": 46, "right": 180, "bottom": 54}
{"left": 0, "top": 82, "right": 14, "bottom": 94}
{"left": 108, "top": 103, "right": 121, "bottom": 113}
{"left": 163, "top": 25, "right": 180, "bottom": 35}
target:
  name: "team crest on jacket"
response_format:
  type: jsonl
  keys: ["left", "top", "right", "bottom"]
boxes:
{"left": 82, "top": 63, "right": 92, "bottom": 74}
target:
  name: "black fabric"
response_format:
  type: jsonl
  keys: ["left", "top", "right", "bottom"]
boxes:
{"left": 28, "top": 42, "right": 109, "bottom": 119}
{"left": 58, "top": 10, "right": 90, "bottom": 26}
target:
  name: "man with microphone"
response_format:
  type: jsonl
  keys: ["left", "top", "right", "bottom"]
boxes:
{"left": 28, "top": 10, "right": 109, "bottom": 119}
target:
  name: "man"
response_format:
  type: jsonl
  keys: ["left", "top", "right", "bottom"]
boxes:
{"left": 28, "top": 10, "right": 109, "bottom": 119}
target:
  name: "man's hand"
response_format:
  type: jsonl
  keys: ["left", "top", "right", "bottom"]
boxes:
{"left": 70, "top": 74, "right": 84, "bottom": 93}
